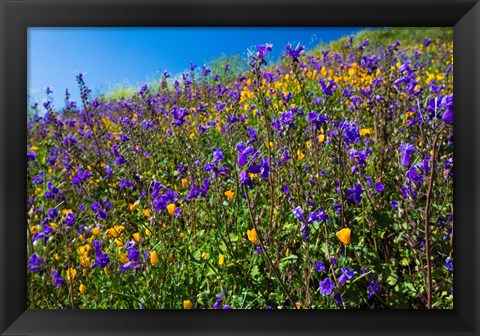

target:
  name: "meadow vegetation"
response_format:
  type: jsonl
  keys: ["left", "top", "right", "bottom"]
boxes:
{"left": 27, "top": 27, "right": 453, "bottom": 309}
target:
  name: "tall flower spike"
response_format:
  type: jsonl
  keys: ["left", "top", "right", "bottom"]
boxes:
{"left": 255, "top": 43, "right": 273, "bottom": 59}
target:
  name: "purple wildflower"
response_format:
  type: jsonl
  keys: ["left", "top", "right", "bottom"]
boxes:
{"left": 28, "top": 253, "right": 45, "bottom": 272}
{"left": 239, "top": 171, "right": 252, "bottom": 189}
{"left": 406, "top": 166, "right": 424, "bottom": 185}
{"left": 281, "top": 185, "right": 290, "bottom": 194}
{"left": 292, "top": 206, "right": 305, "bottom": 222}
{"left": 399, "top": 143, "right": 415, "bottom": 167}
{"left": 346, "top": 183, "right": 364, "bottom": 204}
{"left": 65, "top": 212, "right": 76, "bottom": 227}
{"left": 367, "top": 281, "right": 380, "bottom": 299}
{"left": 285, "top": 43, "right": 305, "bottom": 61}
{"left": 338, "top": 267, "right": 355, "bottom": 285}
{"left": 27, "top": 151, "right": 36, "bottom": 161}
{"left": 91, "top": 202, "right": 101, "bottom": 213}
{"left": 91, "top": 252, "right": 110, "bottom": 269}
{"left": 441, "top": 94, "right": 453, "bottom": 124}
{"left": 236, "top": 143, "right": 255, "bottom": 167}
{"left": 374, "top": 182, "right": 385, "bottom": 193}
{"left": 314, "top": 261, "right": 325, "bottom": 273}
{"left": 97, "top": 210, "right": 108, "bottom": 220}
{"left": 445, "top": 257, "right": 453, "bottom": 271}
{"left": 319, "top": 278, "right": 335, "bottom": 295}
{"left": 255, "top": 43, "right": 273, "bottom": 59}
{"left": 211, "top": 147, "right": 224, "bottom": 164}
{"left": 51, "top": 270, "right": 64, "bottom": 287}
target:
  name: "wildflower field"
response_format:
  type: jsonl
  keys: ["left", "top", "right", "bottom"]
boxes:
{"left": 27, "top": 28, "right": 453, "bottom": 309}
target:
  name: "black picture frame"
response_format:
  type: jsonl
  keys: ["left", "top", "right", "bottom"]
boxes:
{"left": 1, "top": 0, "right": 479, "bottom": 335}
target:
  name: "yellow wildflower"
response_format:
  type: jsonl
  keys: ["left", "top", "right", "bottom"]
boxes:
{"left": 218, "top": 254, "right": 225, "bottom": 266}
{"left": 77, "top": 244, "right": 91, "bottom": 256}
{"left": 150, "top": 251, "right": 159, "bottom": 265}
{"left": 133, "top": 232, "right": 140, "bottom": 242}
{"left": 91, "top": 227, "right": 100, "bottom": 235}
{"left": 118, "top": 251, "right": 129, "bottom": 264}
{"left": 167, "top": 203, "right": 176, "bottom": 216}
{"left": 145, "top": 228, "right": 152, "bottom": 236}
{"left": 336, "top": 228, "right": 351, "bottom": 245}
{"left": 402, "top": 112, "right": 415, "bottom": 126}
{"left": 247, "top": 228, "right": 259, "bottom": 245}
{"left": 107, "top": 225, "right": 125, "bottom": 238}
{"left": 202, "top": 252, "right": 208, "bottom": 260}
{"left": 114, "top": 239, "right": 123, "bottom": 247}
{"left": 66, "top": 268, "right": 77, "bottom": 282}
{"left": 142, "top": 209, "right": 151, "bottom": 217}
{"left": 181, "top": 178, "right": 188, "bottom": 187}
{"left": 359, "top": 128, "right": 372, "bottom": 137}
{"left": 79, "top": 283, "right": 87, "bottom": 294}
{"left": 183, "top": 300, "right": 192, "bottom": 309}
{"left": 297, "top": 150, "right": 305, "bottom": 161}
{"left": 224, "top": 190, "right": 234, "bottom": 201}
{"left": 129, "top": 203, "right": 138, "bottom": 212}
{"left": 29, "top": 225, "right": 39, "bottom": 235}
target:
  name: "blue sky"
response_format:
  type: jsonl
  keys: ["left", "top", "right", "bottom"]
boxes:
{"left": 28, "top": 27, "right": 364, "bottom": 107}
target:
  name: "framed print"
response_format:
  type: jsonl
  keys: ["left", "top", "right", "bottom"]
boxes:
{"left": 1, "top": 0, "right": 479, "bottom": 335}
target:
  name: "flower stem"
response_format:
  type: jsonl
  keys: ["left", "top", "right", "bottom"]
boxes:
{"left": 424, "top": 124, "right": 448, "bottom": 309}
{"left": 243, "top": 185, "right": 297, "bottom": 308}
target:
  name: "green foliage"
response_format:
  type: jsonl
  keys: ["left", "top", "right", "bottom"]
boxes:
{"left": 26, "top": 28, "right": 453, "bottom": 310}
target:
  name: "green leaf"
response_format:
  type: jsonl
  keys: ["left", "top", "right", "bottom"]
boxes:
{"left": 387, "top": 273, "right": 398, "bottom": 286}
{"left": 281, "top": 254, "right": 298, "bottom": 263}
{"left": 229, "top": 233, "right": 240, "bottom": 242}
{"left": 250, "top": 265, "right": 260, "bottom": 278}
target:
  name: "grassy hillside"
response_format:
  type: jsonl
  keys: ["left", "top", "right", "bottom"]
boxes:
{"left": 27, "top": 27, "right": 453, "bottom": 309}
